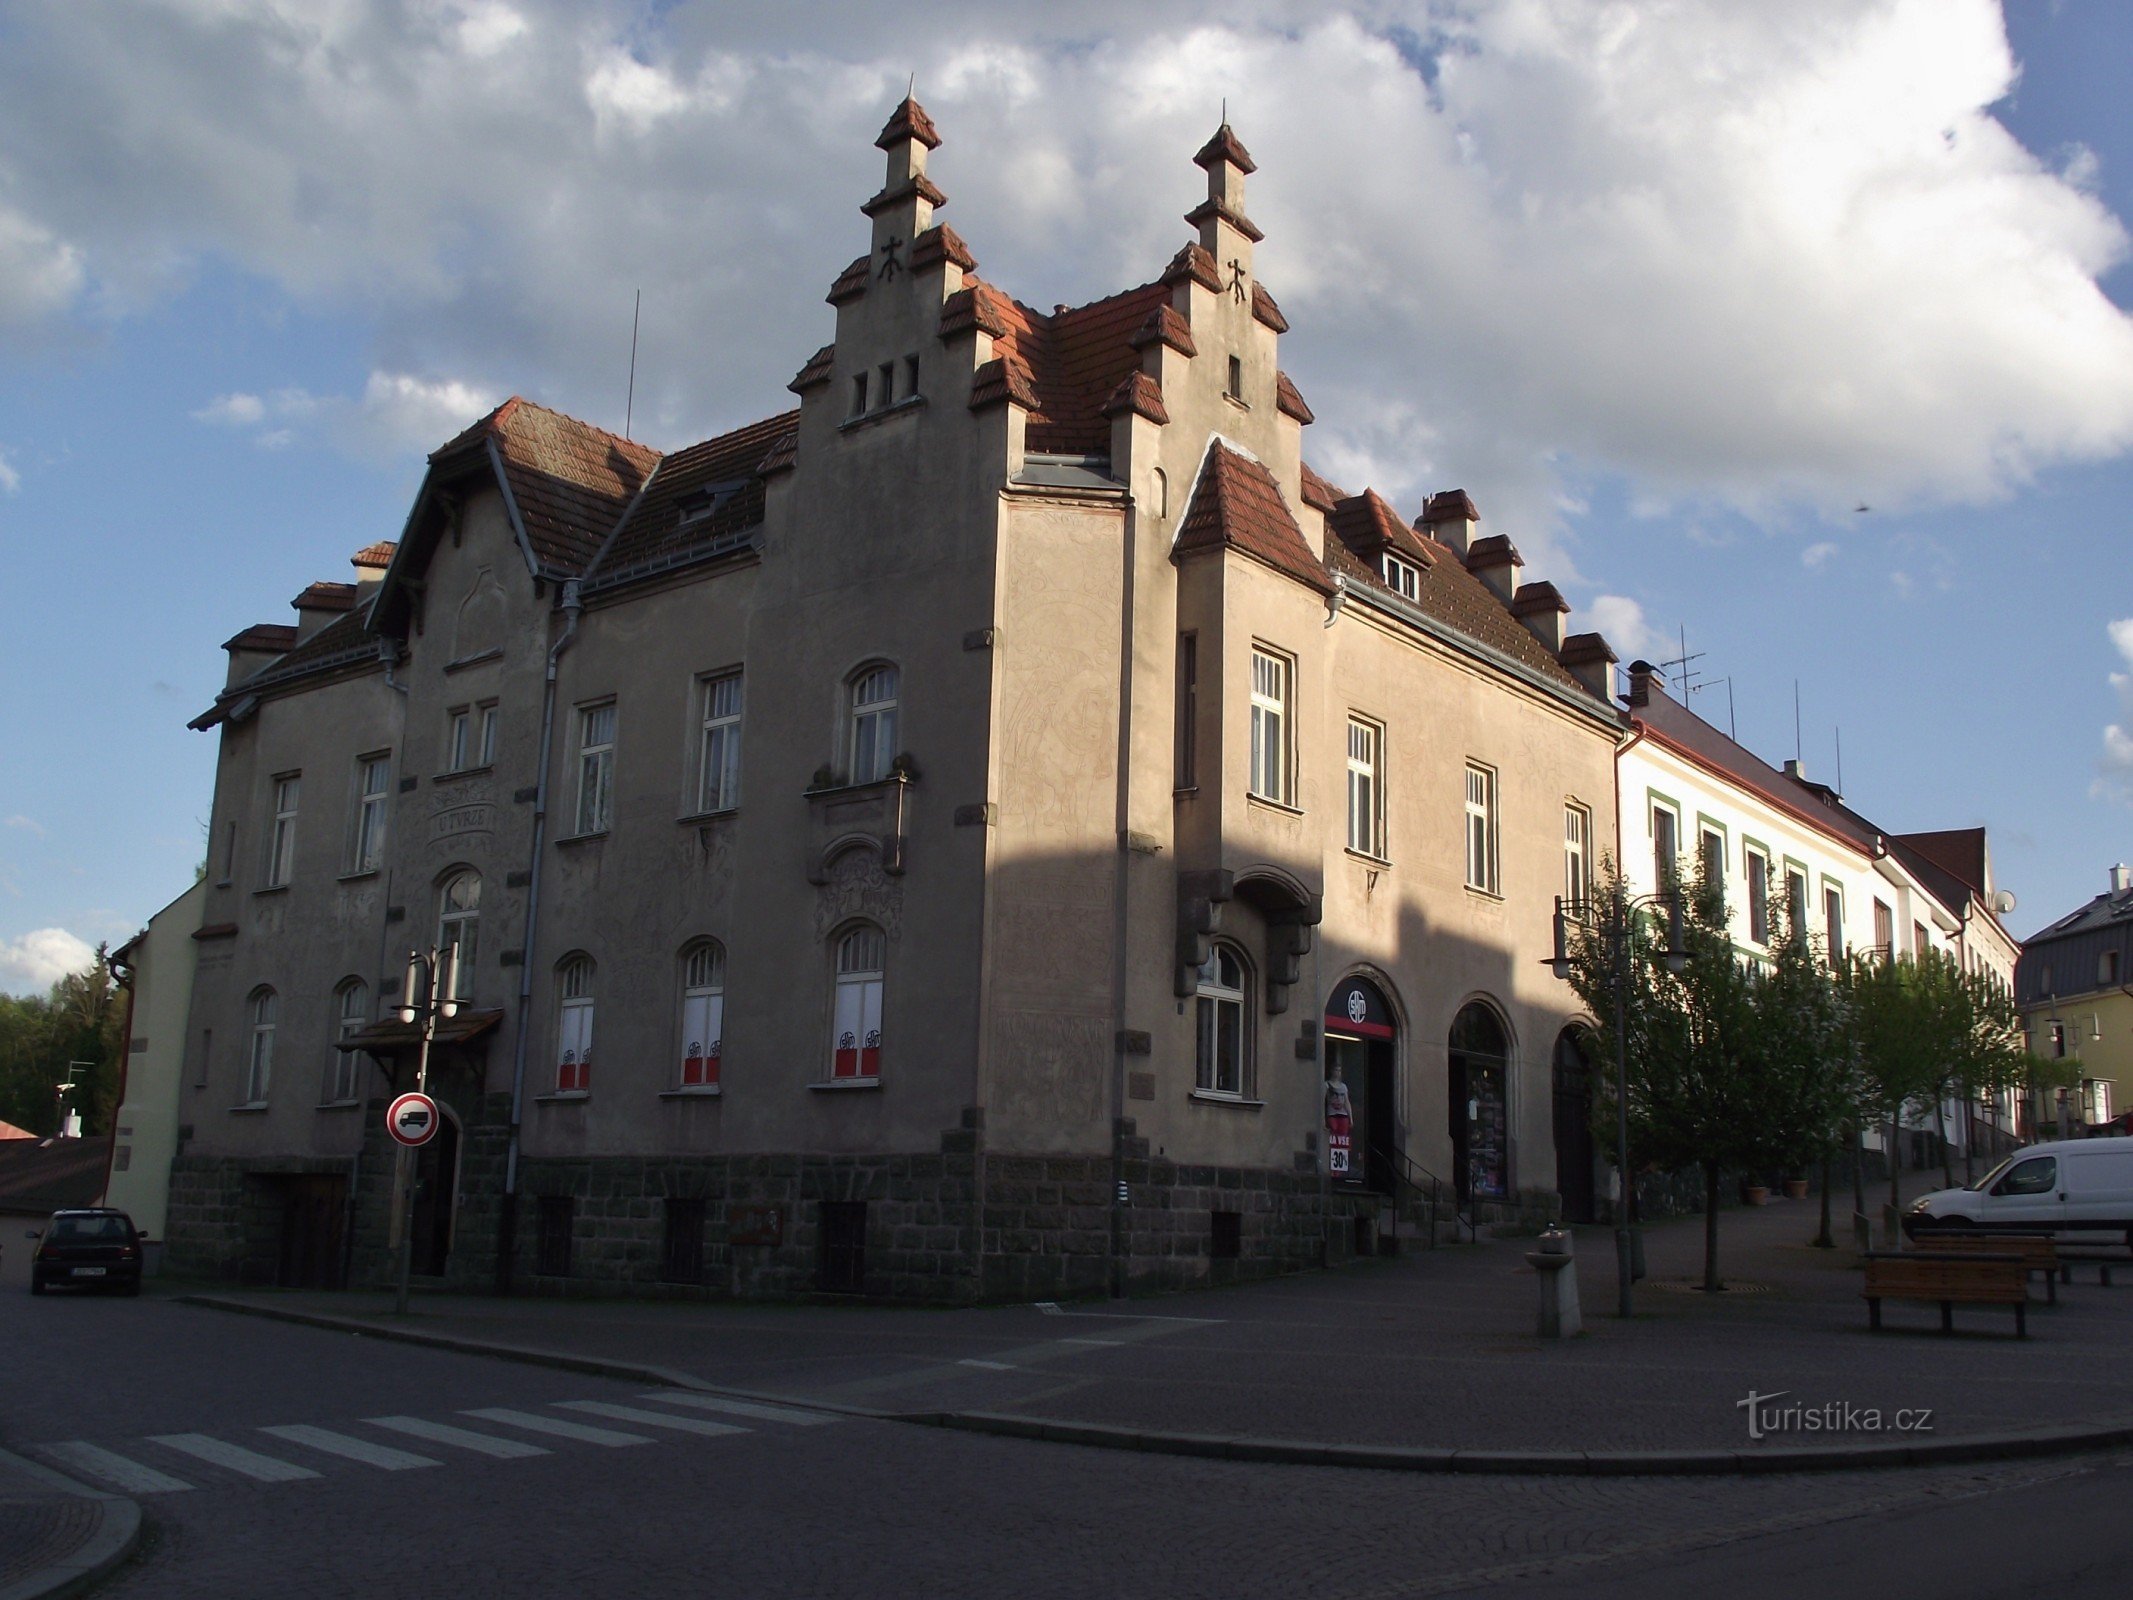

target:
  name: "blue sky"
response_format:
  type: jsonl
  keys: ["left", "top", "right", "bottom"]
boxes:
{"left": 0, "top": 0, "right": 2128, "bottom": 990}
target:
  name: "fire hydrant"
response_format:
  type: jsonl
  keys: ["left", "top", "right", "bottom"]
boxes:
{"left": 1525, "top": 1226, "right": 1580, "bottom": 1338}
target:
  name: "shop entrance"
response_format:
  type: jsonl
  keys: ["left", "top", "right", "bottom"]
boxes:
{"left": 1552, "top": 1029, "right": 1597, "bottom": 1224}
{"left": 408, "top": 1110, "right": 461, "bottom": 1277}
{"left": 1324, "top": 977, "right": 1398, "bottom": 1196}
{"left": 1448, "top": 1003, "right": 1510, "bottom": 1204}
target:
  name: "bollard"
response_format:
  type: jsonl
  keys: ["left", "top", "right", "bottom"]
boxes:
{"left": 1525, "top": 1226, "right": 1581, "bottom": 1338}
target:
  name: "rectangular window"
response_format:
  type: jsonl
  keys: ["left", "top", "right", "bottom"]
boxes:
{"left": 1914, "top": 920, "right": 1930, "bottom": 960}
{"left": 1824, "top": 886, "right": 1845, "bottom": 964}
{"left": 1874, "top": 899, "right": 1894, "bottom": 959}
{"left": 1346, "top": 718, "right": 1382, "bottom": 858}
{"left": 2101, "top": 949, "right": 2120, "bottom": 987}
{"left": 1786, "top": 867, "right": 1809, "bottom": 937}
{"left": 327, "top": 984, "right": 367, "bottom": 1104}
{"left": 445, "top": 706, "right": 471, "bottom": 772}
{"left": 535, "top": 1196, "right": 574, "bottom": 1277}
{"left": 1745, "top": 850, "right": 1770, "bottom": 943}
{"left": 478, "top": 702, "right": 498, "bottom": 766}
{"left": 1174, "top": 632, "right": 1197, "bottom": 790}
{"left": 902, "top": 353, "right": 920, "bottom": 400}
{"left": 575, "top": 702, "right": 616, "bottom": 835}
{"left": 264, "top": 775, "right": 299, "bottom": 887}
{"left": 1465, "top": 764, "right": 1499, "bottom": 893}
{"left": 1699, "top": 827, "right": 1725, "bottom": 901}
{"left": 556, "top": 965, "right": 594, "bottom": 1095}
{"left": 1382, "top": 554, "right": 1419, "bottom": 600}
{"left": 697, "top": 672, "right": 743, "bottom": 813}
{"left": 1564, "top": 804, "right": 1591, "bottom": 905}
{"left": 1227, "top": 354, "right": 1244, "bottom": 400}
{"left": 877, "top": 360, "right": 895, "bottom": 406}
{"left": 1652, "top": 804, "right": 1679, "bottom": 888}
{"left": 1248, "top": 648, "right": 1290, "bottom": 803}
{"left": 349, "top": 755, "right": 390, "bottom": 874}
{"left": 849, "top": 372, "right": 868, "bottom": 417}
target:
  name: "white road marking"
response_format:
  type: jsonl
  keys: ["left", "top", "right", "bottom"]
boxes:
{"left": 42, "top": 1442, "right": 193, "bottom": 1495}
{"left": 364, "top": 1417, "right": 550, "bottom": 1459}
{"left": 955, "top": 1360, "right": 1019, "bottom": 1372}
{"left": 640, "top": 1391, "right": 842, "bottom": 1425}
{"left": 149, "top": 1433, "right": 320, "bottom": 1482}
{"left": 1057, "top": 1336, "right": 1123, "bottom": 1346}
{"left": 555, "top": 1401, "right": 747, "bottom": 1438}
{"left": 259, "top": 1424, "right": 439, "bottom": 1470}
{"left": 461, "top": 1407, "right": 652, "bottom": 1447}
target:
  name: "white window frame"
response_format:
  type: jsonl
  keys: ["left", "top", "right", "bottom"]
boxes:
{"left": 1194, "top": 944, "right": 1250, "bottom": 1097}
{"left": 264, "top": 774, "right": 299, "bottom": 888}
{"left": 1249, "top": 647, "right": 1291, "bottom": 805}
{"left": 445, "top": 706, "right": 472, "bottom": 772}
{"left": 556, "top": 955, "right": 594, "bottom": 1094}
{"left": 848, "top": 665, "right": 900, "bottom": 785}
{"left": 697, "top": 673, "right": 743, "bottom": 814}
{"left": 1564, "top": 803, "right": 1590, "bottom": 905}
{"left": 1382, "top": 553, "right": 1419, "bottom": 601}
{"left": 831, "top": 925, "right": 886, "bottom": 1081}
{"left": 575, "top": 701, "right": 616, "bottom": 835}
{"left": 679, "top": 942, "right": 726, "bottom": 1088}
{"left": 327, "top": 980, "right": 366, "bottom": 1104}
{"left": 477, "top": 701, "right": 498, "bottom": 767}
{"left": 1346, "top": 717, "right": 1383, "bottom": 858}
{"left": 349, "top": 754, "right": 390, "bottom": 875}
{"left": 437, "top": 871, "right": 480, "bottom": 1002}
{"left": 1464, "top": 763, "right": 1499, "bottom": 894}
{"left": 245, "top": 988, "right": 276, "bottom": 1104}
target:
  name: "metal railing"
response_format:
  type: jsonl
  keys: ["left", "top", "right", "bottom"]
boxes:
{"left": 1385, "top": 1146, "right": 1475, "bottom": 1247}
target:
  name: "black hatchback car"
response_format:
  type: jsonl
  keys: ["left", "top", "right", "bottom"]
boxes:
{"left": 30, "top": 1208, "right": 144, "bottom": 1295}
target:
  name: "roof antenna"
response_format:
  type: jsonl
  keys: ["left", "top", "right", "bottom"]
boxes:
{"left": 624, "top": 288, "right": 641, "bottom": 442}
{"left": 1835, "top": 726, "right": 1845, "bottom": 798}
{"left": 1793, "top": 678, "right": 1803, "bottom": 765}
{"left": 907, "top": 72, "right": 916, "bottom": 101}
{"left": 1221, "top": 96, "right": 1228, "bottom": 126}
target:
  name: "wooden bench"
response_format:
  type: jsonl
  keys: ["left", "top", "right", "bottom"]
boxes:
{"left": 1914, "top": 1234, "right": 2060, "bottom": 1304}
{"left": 1862, "top": 1251, "right": 2028, "bottom": 1337}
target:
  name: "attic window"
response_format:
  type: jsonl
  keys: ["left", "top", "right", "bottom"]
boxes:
{"left": 1382, "top": 553, "right": 1420, "bottom": 601}
{"left": 677, "top": 481, "right": 747, "bottom": 528}
{"left": 1226, "top": 356, "right": 1244, "bottom": 403}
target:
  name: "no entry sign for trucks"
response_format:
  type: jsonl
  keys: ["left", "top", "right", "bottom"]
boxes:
{"left": 386, "top": 1092, "right": 440, "bottom": 1148}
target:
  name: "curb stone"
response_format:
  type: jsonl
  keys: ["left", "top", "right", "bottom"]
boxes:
{"left": 178, "top": 1294, "right": 2133, "bottom": 1477}
{"left": 0, "top": 1447, "right": 144, "bottom": 1600}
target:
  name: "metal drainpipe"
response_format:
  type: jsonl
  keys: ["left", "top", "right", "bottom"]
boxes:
{"left": 1108, "top": 489, "right": 1142, "bottom": 1300}
{"left": 497, "top": 578, "right": 581, "bottom": 1295}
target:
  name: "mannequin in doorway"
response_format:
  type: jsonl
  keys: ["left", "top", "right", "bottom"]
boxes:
{"left": 1325, "top": 1065, "right": 1354, "bottom": 1177}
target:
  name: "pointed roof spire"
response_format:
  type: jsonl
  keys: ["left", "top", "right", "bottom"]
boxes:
{"left": 876, "top": 95, "right": 942, "bottom": 151}
{"left": 1193, "top": 121, "right": 1256, "bottom": 175}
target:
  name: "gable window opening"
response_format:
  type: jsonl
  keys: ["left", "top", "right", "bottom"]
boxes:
{"left": 1194, "top": 944, "right": 1249, "bottom": 1097}
{"left": 1651, "top": 803, "right": 1679, "bottom": 891}
{"left": 902, "top": 353, "right": 921, "bottom": 401}
{"left": 327, "top": 980, "right": 367, "bottom": 1104}
{"left": 437, "top": 870, "right": 480, "bottom": 1003}
{"left": 1699, "top": 827, "right": 1725, "bottom": 906}
{"left": 1824, "top": 885, "right": 1845, "bottom": 965}
{"left": 849, "top": 665, "right": 900, "bottom": 785}
{"left": 575, "top": 702, "right": 616, "bottom": 835}
{"left": 832, "top": 925, "right": 886, "bottom": 1080}
{"left": 1745, "top": 850, "right": 1771, "bottom": 944}
{"left": 1465, "top": 763, "right": 1499, "bottom": 894}
{"left": 680, "top": 942, "right": 725, "bottom": 1088}
{"left": 877, "top": 360, "right": 895, "bottom": 406}
{"left": 1382, "top": 553, "right": 1420, "bottom": 601}
{"left": 1785, "top": 868, "right": 1809, "bottom": 941}
{"left": 1564, "top": 803, "right": 1591, "bottom": 906}
{"left": 245, "top": 988, "right": 277, "bottom": 1105}
{"left": 265, "top": 774, "right": 300, "bottom": 888}
{"left": 1249, "top": 648, "right": 1291, "bottom": 804}
{"left": 848, "top": 372, "right": 868, "bottom": 418}
{"left": 698, "top": 673, "right": 743, "bottom": 813}
{"left": 1226, "top": 355, "right": 1244, "bottom": 402}
{"left": 350, "top": 754, "right": 390, "bottom": 874}
{"left": 2102, "top": 949, "right": 2120, "bottom": 987}
{"left": 556, "top": 955, "right": 594, "bottom": 1095}
{"left": 445, "top": 702, "right": 497, "bottom": 772}
{"left": 1874, "top": 899, "right": 1894, "bottom": 961}
{"left": 1346, "top": 717, "right": 1382, "bottom": 859}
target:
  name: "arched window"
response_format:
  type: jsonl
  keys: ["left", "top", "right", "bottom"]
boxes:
{"left": 1194, "top": 944, "right": 1249, "bottom": 1097}
{"left": 437, "top": 870, "right": 480, "bottom": 1001}
{"left": 832, "top": 925, "right": 886, "bottom": 1079}
{"left": 556, "top": 955, "right": 594, "bottom": 1094}
{"left": 848, "top": 665, "right": 900, "bottom": 785}
{"left": 326, "top": 978, "right": 367, "bottom": 1104}
{"left": 680, "top": 941, "right": 725, "bottom": 1088}
{"left": 245, "top": 987, "right": 277, "bottom": 1104}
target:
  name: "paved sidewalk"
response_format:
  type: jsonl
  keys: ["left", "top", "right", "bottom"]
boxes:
{"left": 0, "top": 1445, "right": 140, "bottom": 1600}
{"left": 177, "top": 1172, "right": 2133, "bottom": 1471}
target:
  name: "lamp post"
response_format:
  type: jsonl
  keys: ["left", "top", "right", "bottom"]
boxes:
{"left": 393, "top": 942, "right": 458, "bottom": 1316}
{"left": 1547, "top": 888, "right": 1687, "bottom": 1320}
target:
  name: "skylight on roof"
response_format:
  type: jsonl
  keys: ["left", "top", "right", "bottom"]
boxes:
{"left": 677, "top": 480, "right": 747, "bottom": 525}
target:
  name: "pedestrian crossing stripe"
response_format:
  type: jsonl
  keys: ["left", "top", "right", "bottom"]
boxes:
{"left": 556, "top": 1400, "right": 747, "bottom": 1437}
{"left": 149, "top": 1433, "right": 321, "bottom": 1482}
{"left": 642, "top": 1391, "right": 841, "bottom": 1425}
{"left": 460, "top": 1407, "right": 653, "bottom": 1447}
{"left": 42, "top": 1441, "right": 194, "bottom": 1495}
{"left": 259, "top": 1424, "right": 439, "bottom": 1470}
{"left": 365, "top": 1415, "right": 551, "bottom": 1459}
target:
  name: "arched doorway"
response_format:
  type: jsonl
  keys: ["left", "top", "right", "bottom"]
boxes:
{"left": 1324, "top": 976, "right": 1398, "bottom": 1194}
{"left": 409, "top": 1107, "right": 461, "bottom": 1277}
{"left": 1552, "top": 1028, "right": 1597, "bottom": 1224}
{"left": 1448, "top": 1003, "right": 1511, "bottom": 1203}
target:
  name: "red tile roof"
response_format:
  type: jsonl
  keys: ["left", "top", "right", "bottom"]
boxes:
{"left": 1423, "top": 489, "right": 1479, "bottom": 524}
{"left": 350, "top": 541, "right": 398, "bottom": 569}
{"left": 1299, "top": 462, "right": 1346, "bottom": 512}
{"left": 1250, "top": 282, "right": 1288, "bottom": 333}
{"left": 789, "top": 344, "right": 835, "bottom": 392}
{"left": 223, "top": 624, "right": 296, "bottom": 655}
{"left": 827, "top": 255, "right": 870, "bottom": 304}
{"left": 1185, "top": 197, "right": 1263, "bottom": 244}
{"left": 1131, "top": 304, "right": 1196, "bottom": 357}
{"left": 863, "top": 172, "right": 948, "bottom": 217}
{"left": 1275, "top": 371, "right": 1313, "bottom": 424}
{"left": 963, "top": 278, "right": 1173, "bottom": 454}
{"left": 877, "top": 97, "right": 942, "bottom": 151}
{"left": 456, "top": 398, "right": 661, "bottom": 576}
{"left": 1194, "top": 123, "right": 1257, "bottom": 174}
{"left": 1174, "top": 440, "right": 1333, "bottom": 595}
{"left": 1328, "top": 490, "right": 1435, "bottom": 568}
{"left": 1893, "top": 828, "right": 1989, "bottom": 897}
{"left": 1102, "top": 371, "right": 1169, "bottom": 425}
{"left": 1161, "top": 243, "right": 1224, "bottom": 293}
{"left": 910, "top": 224, "right": 975, "bottom": 273}
{"left": 586, "top": 410, "right": 798, "bottom": 589}
{"left": 293, "top": 581, "right": 358, "bottom": 612}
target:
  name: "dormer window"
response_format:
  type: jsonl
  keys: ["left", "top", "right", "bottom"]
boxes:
{"left": 1382, "top": 553, "right": 1419, "bottom": 600}
{"left": 677, "top": 481, "right": 746, "bottom": 528}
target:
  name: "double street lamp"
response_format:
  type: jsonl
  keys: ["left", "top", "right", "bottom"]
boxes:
{"left": 392, "top": 942, "right": 460, "bottom": 1317}
{"left": 1546, "top": 888, "right": 1688, "bottom": 1320}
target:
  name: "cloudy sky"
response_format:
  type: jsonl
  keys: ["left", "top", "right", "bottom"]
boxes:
{"left": 1, "top": 0, "right": 2129, "bottom": 991}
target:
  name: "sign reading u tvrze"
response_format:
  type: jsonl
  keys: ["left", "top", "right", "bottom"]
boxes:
{"left": 386, "top": 1092, "right": 440, "bottom": 1148}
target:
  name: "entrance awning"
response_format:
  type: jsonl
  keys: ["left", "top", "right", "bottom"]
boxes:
{"left": 337, "top": 1008, "right": 505, "bottom": 1056}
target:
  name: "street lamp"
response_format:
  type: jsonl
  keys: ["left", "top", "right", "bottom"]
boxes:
{"left": 393, "top": 942, "right": 459, "bottom": 1316}
{"left": 1546, "top": 888, "right": 1688, "bottom": 1320}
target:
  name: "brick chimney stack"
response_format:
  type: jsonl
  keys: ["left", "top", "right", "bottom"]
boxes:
{"left": 1625, "top": 659, "right": 1665, "bottom": 707}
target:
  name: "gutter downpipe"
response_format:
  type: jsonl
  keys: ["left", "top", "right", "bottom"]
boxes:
{"left": 1108, "top": 491, "right": 1142, "bottom": 1300}
{"left": 497, "top": 578, "right": 581, "bottom": 1295}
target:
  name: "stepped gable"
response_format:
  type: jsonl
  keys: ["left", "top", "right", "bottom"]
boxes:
{"left": 294, "top": 580, "right": 358, "bottom": 612}
{"left": 1174, "top": 440, "right": 1334, "bottom": 595}
{"left": 223, "top": 623, "right": 297, "bottom": 655}
{"left": 972, "top": 279, "right": 1172, "bottom": 455}
{"left": 1274, "top": 372, "right": 1313, "bottom": 424}
{"left": 789, "top": 344, "right": 835, "bottom": 392}
{"left": 1328, "top": 490, "right": 1434, "bottom": 569}
{"left": 909, "top": 224, "right": 976, "bottom": 273}
{"left": 351, "top": 541, "right": 398, "bottom": 568}
{"left": 432, "top": 396, "right": 661, "bottom": 577}
{"left": 1299, "top": 462, "right": 1345, "bottom": 513}
{"left": 587, "top": 410, "right": 800, "bottom": 591}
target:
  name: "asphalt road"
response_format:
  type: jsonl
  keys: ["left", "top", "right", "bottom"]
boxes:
{"left": 8, "top": 1288, "right": 2133, "bottom": 1599}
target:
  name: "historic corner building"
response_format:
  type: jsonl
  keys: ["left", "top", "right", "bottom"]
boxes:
{"left": 165, "top": 102, "right": 1627, "bottom": 1302}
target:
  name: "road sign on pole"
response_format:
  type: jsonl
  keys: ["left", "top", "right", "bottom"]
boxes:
{"left": 386, "top": 1092, "right": 440, "bottom": 1148}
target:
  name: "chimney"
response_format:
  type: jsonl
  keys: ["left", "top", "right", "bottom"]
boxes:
{"left": 290, "top": 581, "right": 357, "bottom": 644}
{"left": 1783, "top": 758, "right": 1806, "bottom": 782}
{"left": 351, "top": 541, "right": 395, "bottom": 594}
{"left": 1510, "top": 581, "right": 1569, "bottom": 652}
{"left": 1625, "top": 659, "right": 1664, "bottom": 708}
{"left": 1464, "top": 534, "right": 1522, "bottom": 605}
{"left": 1559, "top": 632, "right": 1617, "bottom": 702}
{"left": 2112, "top": 863, "right": 2132, "bottom": 895}
{"left": 1420, "top": 489, "right": 1478, "bottom": 558}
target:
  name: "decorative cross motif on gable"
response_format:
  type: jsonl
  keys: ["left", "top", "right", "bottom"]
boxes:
{"left": 1228, "top": 258, "right": 1248, "bottom": 303}
{"left": 878, "top": 236, "right": 904, "bottom": 281}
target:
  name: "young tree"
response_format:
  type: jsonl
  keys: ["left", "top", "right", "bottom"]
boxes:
{"left": 1756, "top": 903, "right": 1856, "bottom": 1248}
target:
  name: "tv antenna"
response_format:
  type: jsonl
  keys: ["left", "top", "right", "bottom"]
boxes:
{"left": 1663, "top": 626, "right": 1736, "bottom": 740}
{"left": 624, "top": 288, "right": 641, "bottom": 441}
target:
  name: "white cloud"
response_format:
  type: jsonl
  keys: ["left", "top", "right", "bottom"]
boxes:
{"left": 3, "top": 815, "right": 46, "bottom": 837}
{"left": 190, "top": 371, "right": 496, "bottom": 459}
{"left": 2097, "top": 619, "right": 2133, "bottom": 805}
{"left": 0, "top": 449, "right": 18, "bottom": 494}
{"left": 1587, "top": 593, "right": 1663, "bottom": 663}
{"left": 0, "top": 201, "right": 84, "bottom": 329}
{"left": 0, "top": 926, "right": 94, "bottom": 993}
{"left": 1801, "top": 541, "right": 1839, "bottom": 570}
{"left": 194, "top": 392, "right": 266, "bottom": 426}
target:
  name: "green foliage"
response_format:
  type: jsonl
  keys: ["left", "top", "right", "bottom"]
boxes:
{"left": 0, "top": 945, "right": 126, "bottom": 1137}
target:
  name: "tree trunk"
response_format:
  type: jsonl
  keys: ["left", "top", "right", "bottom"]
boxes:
{"left": 1814, "top": 1152, "right": 1834, "bottom": 1248}
{"left": 1850, "top": 1120, "right": 1867, "bottom": 1221}
{"left": 1703, "top": 1161, "right": 1722, "bottom": 1293}
{"left": 1939, "top": 1095, "right": 1955, "bottom": 1189}
{"left": 1888, "top": 1109, "right": 1903, "bottom": 1216}
{"left": 1963, "top": 1099, "right": 1976, "bottom": 1184}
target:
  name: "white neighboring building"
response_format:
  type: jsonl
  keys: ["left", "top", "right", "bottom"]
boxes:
{"left": 108, "top": 878, "right": 207, "bottom": 1244}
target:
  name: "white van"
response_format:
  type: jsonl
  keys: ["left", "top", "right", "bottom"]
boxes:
{"left": 1906, "top": 1139, "right": 2133, "bottom": 1243}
